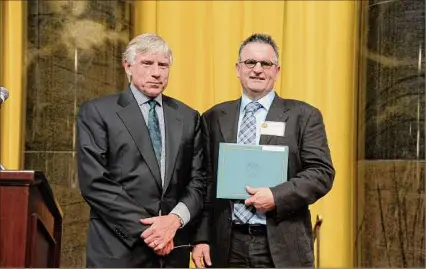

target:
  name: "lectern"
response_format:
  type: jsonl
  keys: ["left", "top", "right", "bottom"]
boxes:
{"left": 0, "top": 170, "right": 63, "bottom": 267}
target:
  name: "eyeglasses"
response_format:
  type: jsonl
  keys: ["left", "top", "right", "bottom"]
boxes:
{"left": 173, "top": 244, "right": 193, "bottom": 250}
{"left": 239, "top": 59, "right": 277, "bottom": 69}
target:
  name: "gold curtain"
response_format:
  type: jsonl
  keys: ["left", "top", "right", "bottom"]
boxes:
{"left": 134, "top": 1, "right": 359, "bottom": 267}
{"left": 0, "top": 0, "right": 26, "bottom": 170}
{"left": 136, "top": 1, "right": 287, "bottom": 111}
{"left": 0, "top": 0, "right": 359, "bottom": 267}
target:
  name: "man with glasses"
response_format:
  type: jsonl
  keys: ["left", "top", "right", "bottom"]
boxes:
{"left": 191, "top": 33, "right": 335, "bottom": 267}
{"left": 77, "top": 33, "right": 206, "bottom": 267}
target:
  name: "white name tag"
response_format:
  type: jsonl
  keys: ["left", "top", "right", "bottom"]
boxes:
{"left": 260, "top": 121, "right": 285, "bottom": 137}
{"left": 262, "top": 145, "right": 286, "bottom": 152}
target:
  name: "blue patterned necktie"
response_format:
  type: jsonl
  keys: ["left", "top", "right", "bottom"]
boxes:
{"left": 233, "top": 101, "right": 262, "bottom": 224}
{"left": 147, "top": 99, "right": 162, "bottom": 165}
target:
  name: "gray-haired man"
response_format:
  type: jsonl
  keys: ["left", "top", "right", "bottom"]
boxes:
{"left": 77, "top": 33, "right": 206, "bottom": 267}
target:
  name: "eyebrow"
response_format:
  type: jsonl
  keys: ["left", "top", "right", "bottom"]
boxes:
{"left": 140, "top": 60, "right": 169, "bottom": 66}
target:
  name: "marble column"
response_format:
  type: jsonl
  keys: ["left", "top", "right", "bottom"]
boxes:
{"left": 357, "top": 0, "right": 425, "bottom": 267}
{"left": 25, "top": 1, "right": 131, "bottom": 266}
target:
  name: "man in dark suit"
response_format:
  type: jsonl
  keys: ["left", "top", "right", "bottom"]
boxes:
{"left": 77, "top": 33, "right": 206, "bottom": 267}
{"left": 191, "top": 33, "right": 335, "bottom": 267}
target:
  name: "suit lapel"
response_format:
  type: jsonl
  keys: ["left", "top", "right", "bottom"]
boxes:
{"left": 217, "top": 99, "right": 240, "bottom": 212}
{"left": 259, "top": 95, "right": 290, "bottom": 145}
{"left": 162, "top": 96, "right": 183, "bottom": 194}
{"left": 116, "top": 89, "right": 162, "bottom": 189}
{"left": 218, "top": 99, "right": 241, "bottom": 143}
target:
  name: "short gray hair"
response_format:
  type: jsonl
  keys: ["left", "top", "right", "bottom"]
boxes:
{"left": 122, "top": 33, "right": 173, "bottom": 65}
{"left": 238, "top": 33, "right": 279, "bottom": 64}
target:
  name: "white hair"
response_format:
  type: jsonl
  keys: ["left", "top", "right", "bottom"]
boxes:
{"left": 122, "top": 33, "right": 173, "bottom": 65}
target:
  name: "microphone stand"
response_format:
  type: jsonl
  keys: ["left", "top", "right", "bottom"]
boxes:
{"left": 0, "top": 103, "right": 5, "bottom": 171}
{"left": 0, "top": 87, "right": 9, "bottom": 171}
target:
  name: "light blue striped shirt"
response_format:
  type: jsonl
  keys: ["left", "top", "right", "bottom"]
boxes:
{"left": 233, "top": 90, "right": 276, "bottom": 225}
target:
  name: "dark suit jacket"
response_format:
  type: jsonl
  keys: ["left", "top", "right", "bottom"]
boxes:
{"left": 193, "top": 94, "right": 335, "bottom": 267}
{"left": 77, "top": 88, "right": 206, "bottom": 267}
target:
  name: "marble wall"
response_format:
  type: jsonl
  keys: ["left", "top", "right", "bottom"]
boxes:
{"left": 363, "top": 0, "right": 425, "bottom": 160}
{"left": 358, "top": 161, "right": 425, "bottom": 267}
{"left": 357, "top": 0, "right": 425, "bottom": 267}
{"left": 24, "top": 1, "right": 131, "bottom": 266}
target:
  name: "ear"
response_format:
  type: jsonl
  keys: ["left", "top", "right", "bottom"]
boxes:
{"left": 123, "top": 61, "right": 132, "bottom": 83}
{"left": 123, "top": 60, "right": 132, "bottom": 76}
{"left": 274, "top": 65, "right": 281, "bottom": 81}
{"left": 235, "top": 62, "right": 241, "bottom": 78}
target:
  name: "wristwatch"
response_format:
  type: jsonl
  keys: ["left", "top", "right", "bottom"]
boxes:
{"left": 172, "top": 213, "right": 184, "bottom": 228}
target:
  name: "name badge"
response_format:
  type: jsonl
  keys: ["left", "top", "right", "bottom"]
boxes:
{"left": 260, "top": 121, "right": 285, "bottom": 137}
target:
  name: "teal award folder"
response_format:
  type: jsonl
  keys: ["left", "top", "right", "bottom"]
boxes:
{"left": 216, "top": 143, "right": 289, "bottom": 199}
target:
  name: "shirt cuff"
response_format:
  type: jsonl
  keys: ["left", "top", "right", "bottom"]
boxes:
{"left": 170, "top": 202, "right": 191, "bottom": 227}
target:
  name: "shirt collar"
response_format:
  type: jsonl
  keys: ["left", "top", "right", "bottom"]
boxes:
{"left": 240, "top": 90, "right": 275, "bottom": 113}
{"left": 130, "top": 83, "right": 163, "bottom": 106}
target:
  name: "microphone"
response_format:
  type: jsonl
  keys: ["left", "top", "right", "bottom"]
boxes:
{"left": 0, "top": 87, "right": 9, "bottom": 104}
{"left": 0, "top": 87, "right": 8, "bottom": 170}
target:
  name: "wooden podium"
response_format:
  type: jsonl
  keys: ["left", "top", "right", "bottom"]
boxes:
{"left": 0, "top": 170, "right": 63, "bottom": 267}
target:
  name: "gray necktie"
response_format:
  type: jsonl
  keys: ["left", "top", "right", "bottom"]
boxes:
{"left": 233, "top": 101, "right": 262, "bottom": 223}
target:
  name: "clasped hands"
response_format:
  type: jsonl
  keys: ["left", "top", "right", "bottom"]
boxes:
{"left": 140, "top": 214, "right": 181, "bottom": 256}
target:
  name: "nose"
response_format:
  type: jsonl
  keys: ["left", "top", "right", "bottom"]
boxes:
{"left": 253, "top": 62, "right": 263, "bottom": 73}
{"left": 151, "top": 64, "right": 161, "bottom": 78}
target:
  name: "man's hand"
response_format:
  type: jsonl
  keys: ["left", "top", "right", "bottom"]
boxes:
{"left": 155, "top": 240, "right": 174, "bottom": 256}
{"left": 140, "top": 214, "right": 181, "bottom": 250}
{"left": 192, "top": 243, "right": 211, "bottom": 268}
{"left": 244, "top": 186, "right": 275, "bottom": 212}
